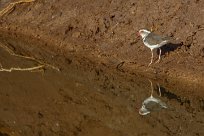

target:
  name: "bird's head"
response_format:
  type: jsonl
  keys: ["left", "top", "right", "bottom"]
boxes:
{"left": 138, "top": 29, "right": 151, "bottom": 39}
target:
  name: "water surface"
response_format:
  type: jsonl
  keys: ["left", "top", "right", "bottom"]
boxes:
{"left": 0, "top": 41, "right": 203, "bottom": 136}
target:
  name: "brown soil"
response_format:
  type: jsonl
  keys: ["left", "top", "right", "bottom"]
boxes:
{"left": 0, "top": 0, "right": 204, "bottom": 85}
{"left": 0, "top": 0, "right": 204, "bottom": 136}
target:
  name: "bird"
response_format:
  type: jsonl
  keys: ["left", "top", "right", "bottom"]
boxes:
{"left": 138, "top": 29, "right": 170, "bottom": 66}
{"left": 139, "top": 80, "right": 167, "bottom": 115}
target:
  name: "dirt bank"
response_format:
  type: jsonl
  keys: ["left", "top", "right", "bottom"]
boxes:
{"left": 0, "top": 0, "right": 204, "bottom": 86}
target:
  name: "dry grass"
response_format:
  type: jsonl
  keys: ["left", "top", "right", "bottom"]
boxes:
{"left": 0, "top": 0, "right": 35, "bottom": 17}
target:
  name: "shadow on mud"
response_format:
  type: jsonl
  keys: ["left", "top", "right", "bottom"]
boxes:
{"left": 158, "top": 43, "right": 182, "bottom": 56}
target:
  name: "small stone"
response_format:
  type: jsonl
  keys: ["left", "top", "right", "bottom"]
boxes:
{"left": 51, "top": 122, "right": 60, "bottom": 132}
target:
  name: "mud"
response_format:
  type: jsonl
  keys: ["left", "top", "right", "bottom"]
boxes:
{"left": 0, "top": 0, "right": 204, "bottom": 136}
{"left": 0, "top": 0, "right": 204, "bottom": 85}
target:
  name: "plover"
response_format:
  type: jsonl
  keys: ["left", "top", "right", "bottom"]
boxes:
{"left": 138, "top": 29, "right": 170, "bottom": 66}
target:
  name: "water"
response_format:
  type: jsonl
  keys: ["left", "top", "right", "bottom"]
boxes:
{"left": 0, "top": 40, "right": 203, "bottom": 136}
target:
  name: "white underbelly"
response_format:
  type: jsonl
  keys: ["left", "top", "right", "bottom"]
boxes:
{"left": 143, "top": 40, "right": 168, "bottom": 50}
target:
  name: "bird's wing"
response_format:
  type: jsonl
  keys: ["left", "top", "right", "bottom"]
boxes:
{"left": 144, "top": 33, "right": 170, "bottom": 45}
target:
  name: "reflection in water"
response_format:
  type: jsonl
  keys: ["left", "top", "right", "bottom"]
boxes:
{"left": 139, "top": 80, "right": 167, "bottom": 115}
{"left": 0, "top": 38, "right": 204, "bottom": 135}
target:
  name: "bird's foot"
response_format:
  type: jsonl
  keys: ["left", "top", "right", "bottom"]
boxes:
{"left": 148, "top": 62, "right": 153, "bottom": 67}
{"left": 155, "top": 59, "right": 160, "bottom": 63}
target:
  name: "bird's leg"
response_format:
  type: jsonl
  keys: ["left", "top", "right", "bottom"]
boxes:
{"left": 156, "top": 48, "right": 161, "bottom": 63}
{"left": 148, "top": 49, "right": 154, "bottom": 66}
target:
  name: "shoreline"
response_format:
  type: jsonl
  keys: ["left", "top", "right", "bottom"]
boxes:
{"left": 0, "top": 25, "right": 203, "bottom": 92}
{"left": 0, "top": 0, "right": 203, "bottom": 91}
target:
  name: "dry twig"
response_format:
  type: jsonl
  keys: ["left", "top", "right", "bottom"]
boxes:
{"left": 0, "top": 42, "right": 60, "bottom": 72}
{"left": 0, "top": 65, "right": 44, "bottom": 72}
{"left": 0, "top": 0, "right": 35, "bottom": 17}
{"left": 0, "top": 0, "right": 59, "bottom": 73}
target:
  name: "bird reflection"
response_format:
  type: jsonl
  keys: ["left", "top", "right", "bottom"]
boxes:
{"left": 139, "top": 80, "right": 167, "bottom": 115}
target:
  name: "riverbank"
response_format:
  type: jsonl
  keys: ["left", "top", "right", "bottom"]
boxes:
{"left": 0, "top": 0, "right": 203, "bottom": 89}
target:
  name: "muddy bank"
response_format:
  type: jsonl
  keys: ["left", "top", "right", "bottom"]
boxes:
{"left": 0, "top": 0, "right": 204, "bottom": 87}
{"left": 0, "top": 0, "right": 204, "bottom": 86}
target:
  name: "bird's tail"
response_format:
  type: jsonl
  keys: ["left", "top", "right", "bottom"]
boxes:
{"left": 164, "top": 36, "right": 181, "bottom": 45}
